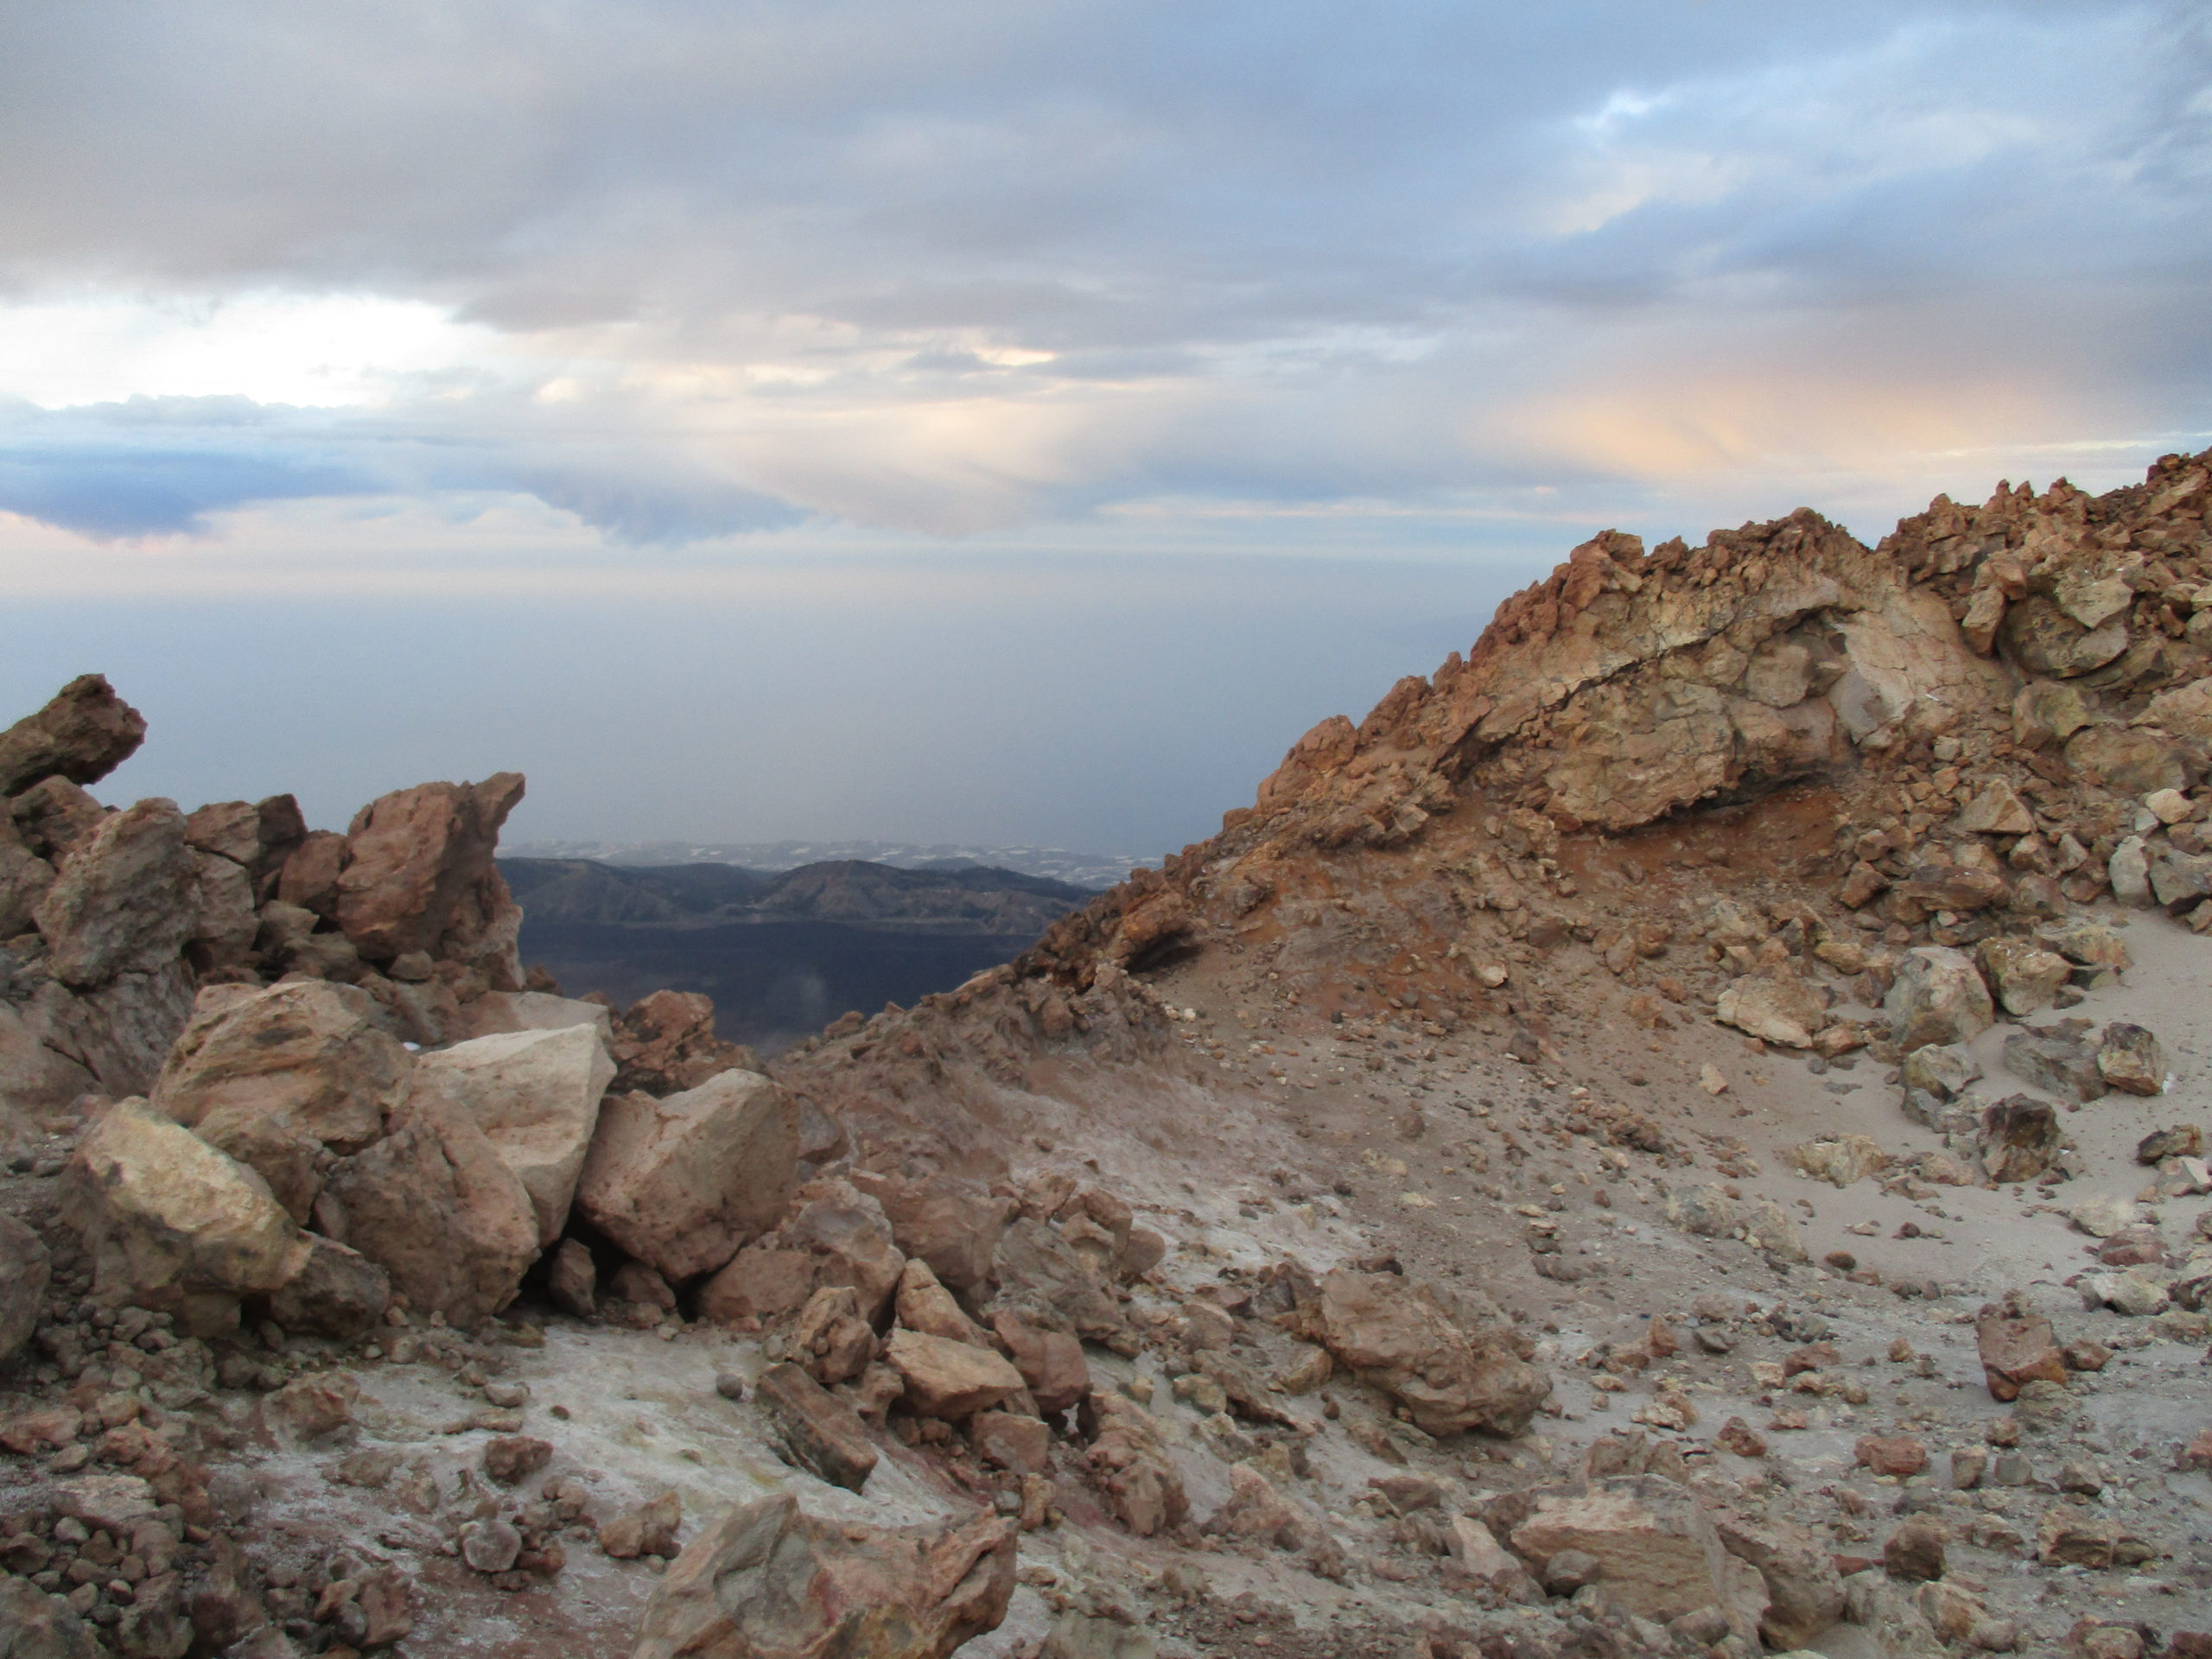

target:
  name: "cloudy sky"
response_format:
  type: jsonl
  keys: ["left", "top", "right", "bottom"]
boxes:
{"left": 3, "top": 2, "right": 2206, "bottom": 857}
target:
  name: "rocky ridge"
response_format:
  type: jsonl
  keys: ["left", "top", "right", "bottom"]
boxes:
{"left": 1, "top": 449, "right": 2209, "bottom": 1659}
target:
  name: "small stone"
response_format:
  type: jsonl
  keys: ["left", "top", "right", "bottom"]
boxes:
{"left": 459, "top": 1517, "right": 523, "bottom": 1574}
{"left": 1857, "top": 1434, "right": 1927, "bottom": 1478}
{"left": 1716, "top": 1417, "right": 1765, "bottom": 1458}
{"left": 483, "top": 1436, "right": 552, "bottom": 1487}
{"left": 1541, "top": 1548, "right": 1600, "bottom": 1596}
{"left": 714, "top": 1370, "right": 747, "bottom": 1402}
{"left": 2097, "top": 1023, "right": 2166, "bottom": 1096}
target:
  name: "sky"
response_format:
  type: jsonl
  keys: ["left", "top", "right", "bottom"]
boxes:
{"left": 2, "top": 2, "right": 2207, "bottom": 855}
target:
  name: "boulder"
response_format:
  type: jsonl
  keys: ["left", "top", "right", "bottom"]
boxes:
{"left": 0, "top": 674, "right": 145, "bottom": 795}
{"left": 969, "top": 1412, "right": 1052, "bottom": 1476}
{"left": 2004, "top": 1027, "right": 2106, "bottom": 1102}
{"left": 0, "top": 1211, "right": 50, "bottom": 1365}
{"left": 0, "top": 1575, "right": 102, "bottom": 1658}
{"left": 991, "top": 1313, "right": 1092, "bottom": 1415}
{"left": 264, "top": 1233, "right": 391, "bottom": 1340}
{"left": 151, "top": 981, "right": 410, "bottom": 1224}
{"left": 442, "top": 990, "right": 612, "bottom": 1044}
{"left": 31, "top": 799, "right": 197, "bottom": 988}
{"left": 1715, "top": 969, "right": 1827, "bottom": 1048}
{"left": 607, "top": 989, "right": 751, "bottom": 1096}
{"left": 276, "top": 830, "right": 346, "bottom": 918}
{"left": 575, "top": 1070, "right": 799, "bottom": 1283}
{"left": 697, "top": 1245, "right": 817, "bottom": 1328}
{"left": 334, "top": 774, "right": 525, "bottom": 985}
{"left": 2036, "top": 918, "right": 2131, "bottom": 970}
{"left": 1901, "top": 1042, "right": 1980, "bottom": 1102}
{"left": 1956, "top": 781, "right": 2037, "bottom": 836}
{"left": 849, "top": 1169, "right": 1013, "bottom": 1300}
{"left": 988, "top": 1217, "right": 1126, "bottom": 1342}
{"left": 41, "top": 958, "right": 199, "bottom": 1100}
{"left": 773, "top": 1179, "right": 906, "bottom": 1320}
{"left": 1978, "top": 1096, "right": 2063, "bottom": 1184}
{"left": 414, "top": 1024, "right": 614, "bottom": 1245}
{"left": 319, "top": 1082, "right": 540, "bottom": 1328}
{"left": 1786, "top": 1136, "right": 1890, "bottom": 1188}
{"left": 2069, "top": 1194, "right": 2141, "bottom": 1239}
{"left": 2110, "top": 836, "right": 2154, "bottom": 906}
{"left": 60, "top": 1097, "right": 296, "bottom": 1336}
{"left": 632, "top": 1492, "right": 1014, "bottom": 1659}
{"left": 2012, "top": 680, "right": 2095, "bottom": 747}
{"left": 1883, "top": 1517, "right": 1947, "bottom": 1583}
{"left": 755, "top": 1361, "right": 879, "bottom": 1492}
{"left": 2152, "top": 849, "right": 2212, "bottom": 912}
{"left": 187, "top": 849, "right": 257, "bottom": 972}
{"left": 1975, "top": 937, "right": 2072, "bottom": 1018}
{"left": 1884, "top": 947, "right": 1993, "bottom": 1052}
{"left": 1507, "top": 1477, "right": 1731, "bottom": 1624}
{"left": 1312, "top": 1268, "right": 1549, "bottom": 1436}
{"left": 2139, "top": 675, "right": 2212, "bottom": 741}
{"left": 2066, "top": 725, "right": 2190, "bottom": 796}
{"left": 1712, "top": 1510, "right": 1845, "bottom": 1651}
{"left": 1446, "top": 1516, "right": 1542, "bottom": 1602}
{"left": 1079, "top": 1393, "right": 1187, "bottom": 1536}
{"left": 11, "top": 777, "right": 106, "bottom": 866}
{"left": 1976, "top": 1300, "right": 2068, "bottom": 1401}
{"left": 884, "top": 1328, "right": 1027, "bottom": 1421}
{"left": 895, "top": 1257, "right": 989, "bottom": 1346}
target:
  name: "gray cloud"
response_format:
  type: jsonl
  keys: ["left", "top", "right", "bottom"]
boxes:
{"left": 0, "top": 1, "right": 2204, "bottom": 541}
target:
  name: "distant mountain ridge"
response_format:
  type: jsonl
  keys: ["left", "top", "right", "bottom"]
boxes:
{"left": 501, "top": 837, "right": 1141, "bottom": 890}
{"left": 499, "top": 855, "right": 1094, "bottom": 935}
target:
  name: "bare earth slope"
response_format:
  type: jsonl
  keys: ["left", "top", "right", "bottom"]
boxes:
{"left": 3, "top": 452, "right": 2211, "bottom": 1659}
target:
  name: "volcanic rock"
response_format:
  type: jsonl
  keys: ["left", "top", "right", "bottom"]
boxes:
{"left": 2097, "top": 1022, "right": 2166, "bottom": 1096}
{"left": 60, "top": 1096, "right": 296, "bottom": 1335}
{"left": 414, "top": 1023, "right": 614, "bottom": 1245}
{"left": 575, "top": 1069, "right": 798, "bottom": 1283}
{"left": 607, "top": 988, "right": 751, "bottom": 1096}
{"left": 1885, "top": 947, "right": 1993, "bottom": 1052}
{"left": 630, "top": 1491, "right": 1014, "bottom": 1659}
{"left": 1978, "top": 1096, "right": 2063, "bottom": 1185}
{"left": 756, "top": 1361, "right": 880, "bottom": 1492}
{"left": 2004, "top": 1027, "right": 2106, "bottom": 1102}
{"left": 334, "top": 773, "right": 525, "bottom": 984}
{"left": 1506, "top": 1477, "right": 1733, "bottom": 1624}
{"left": 885, "top": 1328, "right": 1026, "bottom": 1421}
{"left": 32, "top": 798, "right": 197, "bottom": 989}
{"left": 0, "top": 674, "right": 145, "bottom": 796}
{"left": 1312, "top": 1268, "right": 1548, "bottom": 1436}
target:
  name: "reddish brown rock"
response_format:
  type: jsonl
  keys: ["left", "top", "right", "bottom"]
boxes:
{"left": 600, "top": 1491, "right": 682, "bottom": 1560}
{"left": 1080, "top": 1392, "right": 1187, "bottom": 1537}
{"left": 895, "top": 1257, "right": 988, "bottom": 1346}
{"left": 885, "top": 1328, "right": 1026, "bottom": 1421}
{"left": 756, "top": 1362, "right": 879, "bottom": 1492}
{"left": 697, "top": 1245, "right": 817, "bottom": 1327}
{"left": 631, "top": 1492, "right": 1014, "bottom": 1659}
{"left": 575, "top": 1071, "right": 799, "bottom": 1283}
{"left": 1856, "top": 1434, "right": 1929, "bottom": 1477}
{"left": 334, "top": 773, "right": 525, "bottom": 984}
{"left": 608, "top": 988, "right": 752, "bottom": 1096}
{"left": 790, "top": 1286, "right": 877, "bottom": 1387}
{"left": 991, "top": 1313, "right": 1091, "bottom": 1415}
{"left": 969, "top": 1411, "right": 1052, "bottom": 1475}
{"left": 1312, "top": 1268, "right": 1549, "bottom": 1435}
{"left": 850, "top": 1169, "right": 1013, "bottom": 1300}
{"left": 1883, "top": 1516, "right": 1946, "bottom": 1581}
{"left": 1976, "top": 1300, "right": 2069, "bottom": 1401}
{"left": 0, "top": 674, "right": 145, "bottom": 795}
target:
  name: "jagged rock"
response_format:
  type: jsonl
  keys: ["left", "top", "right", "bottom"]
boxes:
{"left": 969, "top": 1411, "right": 1052, "bottom": 1475}
{"left": 2066, "top": 725, "right": 2189, "bottom": 796}
{"left": 334, "top": 773, "right": 525, "bottom": 984}
{"left": 60, "top": 1097, "right": 296, "bottom": 1336}
{"left": 1712, "top": 1510, "right": 1845, "bottom": 1651}
{"left": 32, "top": 798, "right": 196, "bottom": 988}
{"left": 1207, "top": 1462, "right": 1316, "bottom": 1549}
{"left": 0, "top": 1212, "right": 50, "bottom": 1365}
{"left": 442, "top": 989, "right": 612, "bottom": 1044}
{"left": 607, "top": 988, "right": 750, "bottom": 1096}
{"left": 2139, "top": 675, "right": 2212, "bottom": 740}
{"left": 850, "top": 1169, "right": 1012, "bottom": 1300}
{"left": 151, "top": 981, "right": 410, "bottom": 1224}
{"left": 2151, "top": 849, "right": 2212, "bottom": 912}
{"left": 600, "top": 1491, "right": 683, "bottom": 1560}
{"left": 42, "top": 957, "right": 200, "bottom": 1099}
{"left": 2005, "top": 1027, "right": 2106, "bottom": 1102}
{"left": 575, "top": 1070, "right": 798, "bottom": 1283}
{"left": 2037, "top": 1504, "right": 2119, "bottom": 1567}
{"left": 630, "top": 1491, "right": 1014, "bottom": 1659}
{"left": 1716, "top": 969, "right": 1827, "bottom": 1048}
{"left": 11, "top": 776, "right": 106, "bottom": 866}
{"left": 2003, "top": 597, "right": 2129, "bottom": 677}
{"left": 1977, "top": 1300, "right": 2067, "bottom": 1401}
{"left": 2095, "top": 1022, "right": 2165, "bottom": 1096}
{"left": 1787, "top": 1136, "right": 1889, "bottom": 1188}
{"left": 895, "top": 1257, "right": 988, "bottom": 1345}
{"left": 756, "top": 1361, "right": 879, "bottom": 1492}
{"left": 1885, "top": 947, "right": 1993, "bottom": 1052}
{"left": 1079, "top": 1392, "right": 1187, "bottom": 1536}
{"left": 885, "top": 1328, "right": 1026, "bottom": 1421}
{"left": 414, "top": 1024, "right": 614, "bottom": 1245}
{"left": 1446, "top": 1517, "right": 1542, "bottom": 1601}
{"left": 2082, "top": 1268, "right": 2171, "bottom": 1317}
{"left": 2110, "top": 836, "right": 2154, "bottom": 906}
{"left": 1901, "top": 1042, "right": 1980, "bottom": 1101}
{"left": 264, "top": 1233, "right": 390, "bottom": 1339}
{"left": 548, "top": 1238, "right": 597, "bottom": 1319}
{"left": 186, "top": 848, "right": 257, "bottom": 972}
{"left": 2036, "top": 918, "right": 2131, "bottom": 970}
{"left": 275, "top": 830, "right": 346, "bottom": 918}
{"left": 0, "top": 811, "right": 54, "bottom": 939}
{"left": 1975, "top": 937, "right": 2072, "bottom": 1017}
{"left": 1978, "top": 1096, "right": 2063, "bottom": 1184}
{"left": 1311, "top": 1268, "right": 1548, "bottom": 1435}
{"left": 1956, "top": 781, "right": 2035, "bottom": 835}
{"left": 991, "top": 1312, "right": 1091, "bottom": 1415}
{"left": 1891, "top": 856, "right": 2006, "bottom": 912}
{"left": 320, "top": 1083, "right": 539, "bottom": 1328}
{"left": 2138, "top": 1124, "right": 2204, "bottom": 1163}
{"left": 989, "top": 1217, "right": 1125, "bottom": 1342}
{"left": 0, "top": 1574, "right": 103, "bottom": 1657}
{"left": 0, "top": 674, "right": 145, "bottom": 795}
{"left": 789, "top": 1286, "right": 877, "bottom": 1387}
{"left": 2013, "top": 680, "right": 2095, "bottom": 747}
{"left": 1507, "top": 1477, "right": 1734, "bottom": 1624}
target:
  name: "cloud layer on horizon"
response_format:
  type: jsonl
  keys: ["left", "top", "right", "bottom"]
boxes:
{"left": 2, "top": 0, "right": 2207, "bottom": 551}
